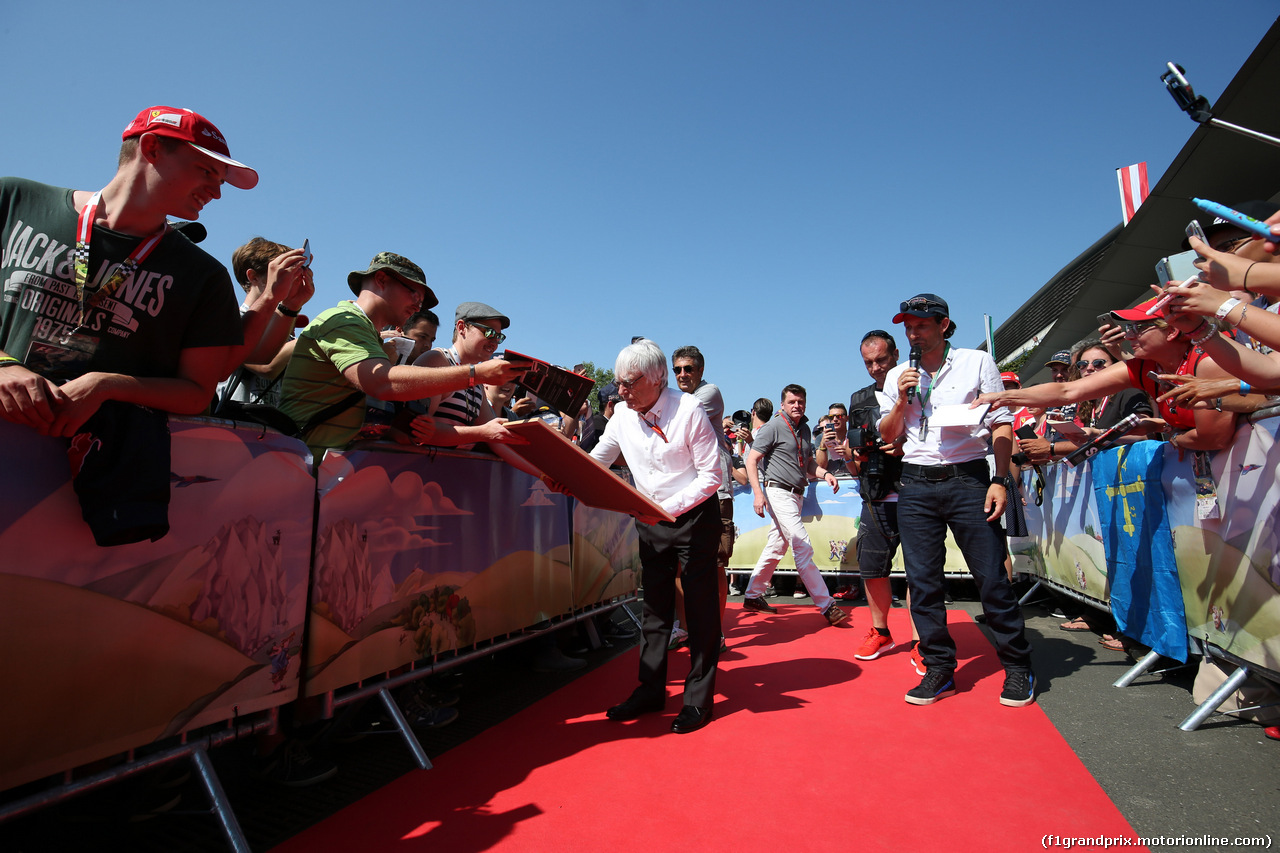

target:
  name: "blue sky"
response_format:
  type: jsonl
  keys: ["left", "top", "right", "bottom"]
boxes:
{"left": 3, "top": 2, "right": 1274, "bottom": 417}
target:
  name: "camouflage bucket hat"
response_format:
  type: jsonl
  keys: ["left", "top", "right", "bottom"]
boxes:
{"left": 347, "top": 252, "right": 438, "bottom": 308}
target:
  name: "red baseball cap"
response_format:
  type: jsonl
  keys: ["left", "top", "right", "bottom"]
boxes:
{"left": 1000, "top": 371, "right": 1021, "bottom": 387}
{"left": 122, "top": 106, "right": 258, "bottom": 190}
{"left": 1109, "top": 296, "right": 1165, "bottom": 322}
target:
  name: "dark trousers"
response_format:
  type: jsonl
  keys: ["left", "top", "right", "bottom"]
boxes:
{"left": 856, "top": 499, "right": 900, "bottom": 580}
{"left": 633, "top": 495, "right": 722, "bottom": 709}
{"left": 897, "top": 468, "right": 1032, "bottom": 671}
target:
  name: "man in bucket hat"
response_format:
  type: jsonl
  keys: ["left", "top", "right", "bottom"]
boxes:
{"left": 0, "top": 106, "right": 271, "bottom": 436}
{"left": 278, "top": 253, "right": 530, "bottom": 454}
{"left": 879, "top": 293, "right": 1036, "bottom": 708}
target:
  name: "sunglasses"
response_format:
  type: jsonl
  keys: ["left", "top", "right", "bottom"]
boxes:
{"left": 1075, "top": 359, "right": 1110, "bottom": 370}
{"left": 673, "top": 365, "right": 698, "bottom": 375}
{"left": 465, "top": 320, "right": 507, "bottom": 344}
{"left": 1120, "top": 322, "right": 1159, "bottom": 337}
{"left": 616, "top": 375, "right": 644, "bottom": 389}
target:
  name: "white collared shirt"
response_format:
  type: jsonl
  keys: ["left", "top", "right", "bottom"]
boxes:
{"left": 589, "top": 386, "right": 723, "bottom": 517}
{"left": 880, "top": 345, "right": 1013, "bottom": 466}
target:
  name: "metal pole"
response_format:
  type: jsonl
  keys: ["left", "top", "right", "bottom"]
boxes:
{"left": 1207, "top": 117, "right": 1280, "bottom": 149}
{"left": 191, "top": 745, "right": 253, "bottom": 853}
{"left": 1178, "top": 665, "right": 1251, "bottom": 731}
{"left": 379, "top": 687, "right": 432, "bottom": 770}
{"left": 1113, "top": 650, "right": 1163, "bottom": 688}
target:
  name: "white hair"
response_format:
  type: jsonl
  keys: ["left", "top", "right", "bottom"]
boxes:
{"left": 615, "top": 338, "right": 667, "bottom": 386}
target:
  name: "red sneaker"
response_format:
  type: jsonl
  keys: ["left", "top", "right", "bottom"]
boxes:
{"left": 854, "top": 627, "right": 895, "bottom": 661}
{"left": 910, "top": 643, "right": 927, "bottom": 676}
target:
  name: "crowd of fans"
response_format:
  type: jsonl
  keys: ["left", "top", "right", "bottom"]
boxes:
{"left": 6, "top": 106, "right": 1280, "bottom": 788}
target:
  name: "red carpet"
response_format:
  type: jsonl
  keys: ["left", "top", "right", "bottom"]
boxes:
{"left": 272, "top": 606, "right": 1143, "bottom": 853}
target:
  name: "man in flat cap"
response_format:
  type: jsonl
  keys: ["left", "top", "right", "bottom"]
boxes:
{"left": 405, "top": 302, "right": 549, "bottom": 476}
{"left": 278, "top": 256, "right": 529, "bottom": 454}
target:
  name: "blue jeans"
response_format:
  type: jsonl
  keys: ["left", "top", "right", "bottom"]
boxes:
{"left": 897, "top": 468, "right": 1031, "bottom": 671}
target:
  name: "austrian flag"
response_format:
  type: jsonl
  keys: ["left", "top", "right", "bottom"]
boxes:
{"left": 1116, "top": 162, "right": 1149, "bottom": 225}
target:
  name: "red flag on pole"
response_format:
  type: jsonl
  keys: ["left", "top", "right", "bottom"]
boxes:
{"left": 1116, "top": 162, "right": 1149, "bottom": 225}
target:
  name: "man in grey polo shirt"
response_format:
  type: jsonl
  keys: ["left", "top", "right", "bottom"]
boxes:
{"left": 741, "top": 384, "right": 849, "bottom": 627}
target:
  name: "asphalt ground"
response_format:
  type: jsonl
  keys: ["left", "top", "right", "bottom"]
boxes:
{"left": 2, "top": 583, "right": 1276, "bottom": 852}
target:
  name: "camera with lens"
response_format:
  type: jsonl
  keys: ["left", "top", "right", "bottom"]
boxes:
{"left": 731, "top": 409, "right": 751, "bottom": 429}
{"left": 846, "top": 421, "right": 880, "bottom": 453}
{"left": 1011, "top": 451, "right": 1031, "bottom": 466}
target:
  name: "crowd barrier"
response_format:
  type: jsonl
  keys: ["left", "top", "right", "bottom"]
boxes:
{"left": 728, "top": 426, "right": 1279, "bottom": 693}
{"left": 0, "top": 418, "right": 639, "bottom": 826}
{"left": 727, "top": 477, "right": 1006, "bottom": 578}
{"left": 1016, "top": 417, "right": 1280, "bottom": 680}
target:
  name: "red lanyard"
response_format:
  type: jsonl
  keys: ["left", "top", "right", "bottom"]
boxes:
{"left": 73, "top": 190, "right": 168, "bottom": 326}
{"left": 777, "top": 413, "right": 806, "bottom": 471}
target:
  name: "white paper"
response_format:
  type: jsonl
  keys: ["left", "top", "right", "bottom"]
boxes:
{"left": 927, "top": 402, "right": 991, "bottom": 428}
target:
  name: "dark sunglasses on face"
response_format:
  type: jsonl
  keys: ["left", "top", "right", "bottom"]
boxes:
{"left": 673, "top": 365, "right": 697, "bottom": 374}
{"left": 465, "top": 320, "right": 507, "bottom": 344}
{"left": 1075, "top": 359, "right": 1110, "bottom": 370}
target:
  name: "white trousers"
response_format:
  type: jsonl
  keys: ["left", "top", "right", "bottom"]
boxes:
{"left": 745, "top": 485, "right": 833, "bottom": 612}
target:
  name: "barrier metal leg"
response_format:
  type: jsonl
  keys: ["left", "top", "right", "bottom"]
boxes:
{"left": 619, "top": 602, "right": 642, "bottom": 631}
{"left": 190, "top": 745, "right": 251, "bottom": 853}
{"left": 1017, "top": 580, "right": 1044, "bottom": 607}
{"left": 582, "top": 616, "right": 602, "bottom": 651}
{"left": 1113, "top": 650, "right": 1163, "bottom": 688}
{"left": 1178, "top": 665, "right": 1251, "bottom": 732}
{"left": 378, "top": 687, "right": 432, "bottom": 770}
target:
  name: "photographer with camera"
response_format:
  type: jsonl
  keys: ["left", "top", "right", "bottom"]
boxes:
{"left": 838, "top": 330, "right": 918, "bottom": 665}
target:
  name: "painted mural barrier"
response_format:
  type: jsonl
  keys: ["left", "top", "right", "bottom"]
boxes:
{"left": 1016, "top": 419, "right": 1280, "bottom": 674}
{"left": 303, "top": 445, "right": 577, "bottom": 697}
{"left": 1, "top": 423, "right": 642, "bottom": 795}
{"left": 727, "top": 477, "right": 975, "bottom": 576}
{"left": 0, "top": 418, "right": 315, "bottom": 792}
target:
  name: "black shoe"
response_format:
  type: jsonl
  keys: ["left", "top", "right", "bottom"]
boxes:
{"left": 999, "top": 668, "right": 1036, "bottom": 707}
{"left": 905, "top": 667, "right": 957, "bottom": 706}
{"left": 606, "top": 694, "right": 665, "bottom": 721}
{"left": 671, "top": 705, "right": 712, "bottom": 734}
{"left": 742, "top": 596, "right": 777, "bottom": 614}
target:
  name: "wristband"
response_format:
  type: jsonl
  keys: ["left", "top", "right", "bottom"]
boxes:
{"left": 276, "top": 304, "right": 300, "bottom": 318}
{"left": 0, "top": 356, "right": 21, "bottom": 367}
{"left": 468, "top": 364, "right": 477, "bottom": 387}
{"left": 1215, "top": 298, "right": 1242, "bottom": 320}
{"left": 1244, "top": 262, "right": 1257, "bottom": 294}
{"left": 1239, "top": 381, "right": 1251, "bottom": 396}
{"left": 1049, "top": 441, "right": 1055, "bottom": 457}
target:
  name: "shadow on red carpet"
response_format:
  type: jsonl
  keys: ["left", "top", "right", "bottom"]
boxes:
{"left": 270, "top": 606, "right": 1144, "bottom": 853}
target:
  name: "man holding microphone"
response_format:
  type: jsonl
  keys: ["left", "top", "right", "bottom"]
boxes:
{"left": 879, "top": 294, "right": 1035, "bottom": 707}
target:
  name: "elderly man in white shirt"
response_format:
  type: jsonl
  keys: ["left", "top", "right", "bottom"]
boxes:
{"left": 589, "top": 339, "right": 723, "bottom": 734}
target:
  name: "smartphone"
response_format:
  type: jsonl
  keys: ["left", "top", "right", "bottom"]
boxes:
{"left": 1186, "top": 219, "right": 1208, "bottom": 245}
{"left": 1096, "top": 312, "right": 1114, "bottom": 329}
{"left": 302, "top": 238, "right": 312, "bottom": 268}
{"left": 1015, "top": 424, "right": 1038, "bottom": 441}
{"left": 1192, "top": 199, "right": 1277, "bottom": 241}
{"left": 1146, "top": 370, "right": 1173, "bottom": 389}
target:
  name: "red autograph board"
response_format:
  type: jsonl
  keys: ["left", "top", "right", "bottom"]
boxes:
{"left": 504, "top": 419, "right": 675, "bottom": 523}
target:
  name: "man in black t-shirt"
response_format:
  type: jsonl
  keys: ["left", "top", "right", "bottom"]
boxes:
{"left": 0, "top": 106, "right": 269, "bottom": 437}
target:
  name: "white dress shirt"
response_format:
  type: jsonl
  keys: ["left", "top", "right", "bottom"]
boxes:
{"left": 589, "top": 386, "right": 724, "bottom": 517}
{"left": 880, "top": 345, "right": 1013, "bottom": 466}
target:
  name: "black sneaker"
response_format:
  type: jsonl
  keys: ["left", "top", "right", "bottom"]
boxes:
{"left": 905, "top": 667, "right": 956, "bottom": 706}
{"left": 742, "top": 596, "right": 778, "bottom": 614}
{"left": 999, "top": 668, "right": 1036, "bottom": 707}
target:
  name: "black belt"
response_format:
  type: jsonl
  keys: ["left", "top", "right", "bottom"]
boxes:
{"left": 901, "top": 460, "right": 991, "bottom": 483}
{"left": 763, "top": 480, "right": 805, "bottom": 496}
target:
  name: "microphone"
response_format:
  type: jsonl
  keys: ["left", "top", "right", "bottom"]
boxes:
{"left": 906, "top": 345, "right": 922, "bottom": 403}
